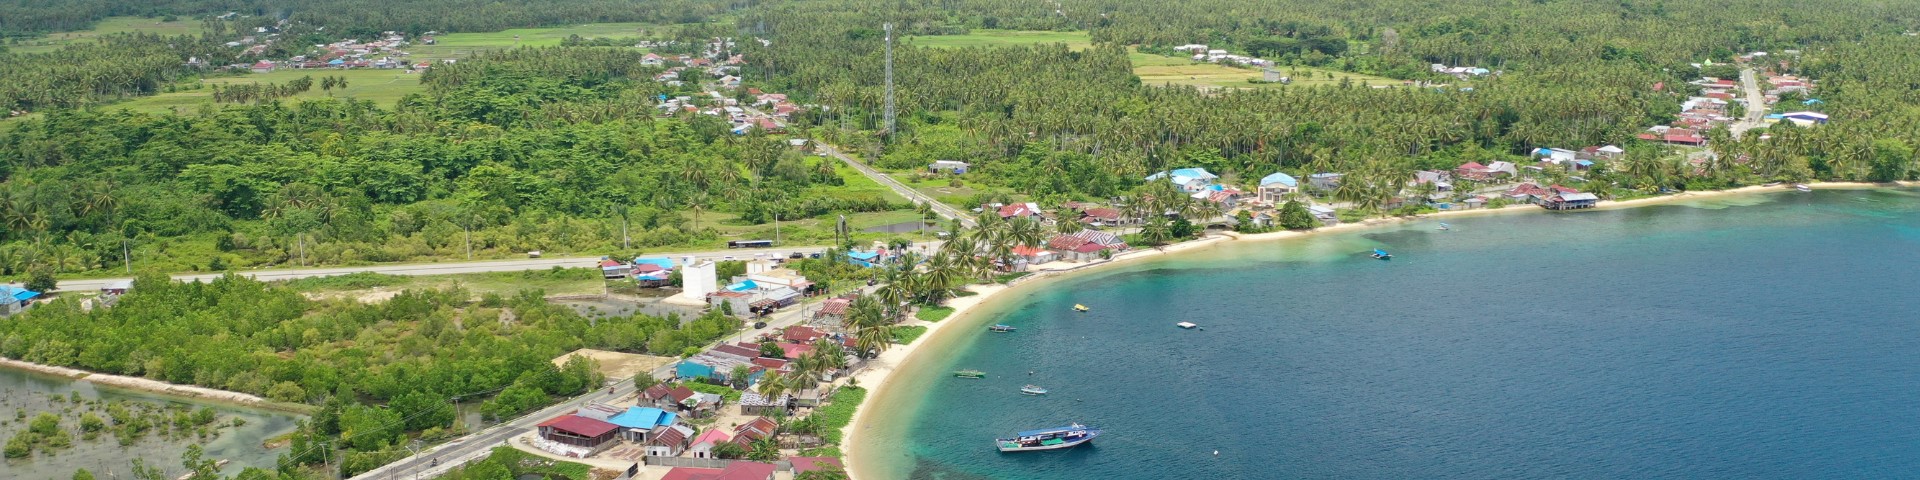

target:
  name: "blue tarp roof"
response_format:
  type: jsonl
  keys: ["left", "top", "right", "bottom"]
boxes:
{"left": 2, "top": 286, "right": 38, "bottom": 302}
{"left": 1803, "top": 98, "right": 1823, "bottom": 105}
{"left": 633, "top": 257, "right": 675, "bottom": 269}
{"left": 1533, "top": 148, "right": 1554, "bottom": 156}
{"left": 1574, "top": 160, "right": 1595, "bottom": 166}
{"left": 1765, "top": 114, "right": 1785, "bottom": 119}
{"left": 1260, "top": 172, "right": 1299, "bottom": 188}
{"left": 607, "top": 407, "right": 673, "bottom": 429}
{"left": 726, "top": 280, "right": 758, "bottom": 292}
{"left": 847, "top": 251, "right": 880, "bottom": 260}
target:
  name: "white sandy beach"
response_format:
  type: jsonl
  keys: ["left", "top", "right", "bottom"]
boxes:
{"left": 841, "top": 181, "right": 1917, "bottom": 480}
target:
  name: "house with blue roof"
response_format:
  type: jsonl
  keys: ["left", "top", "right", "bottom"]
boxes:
{"left": 1, "top": 285, "right": 40, "bottom": 316}
{"left": 1146, "top": 168, "right": 1219, "bottom": 193}
{"left": 846, "top": 250, "right": 882, "bottom": 268}
{"left": 605, "top": 406, "right": 681, "bottom": 442}
{"left": 1258, "top": 172, "right": 1299, "bottom": 204}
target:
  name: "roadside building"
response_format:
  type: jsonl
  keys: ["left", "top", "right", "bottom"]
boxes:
{"left": 1258, "top": 172, "right": 1299, "bottom": 204}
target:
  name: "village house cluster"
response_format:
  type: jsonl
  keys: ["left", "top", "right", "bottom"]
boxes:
{"left": 1172, "top": 44, "right": 1275, "bottom": 67}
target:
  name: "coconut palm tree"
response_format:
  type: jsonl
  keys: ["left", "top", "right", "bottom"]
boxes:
{"left": 846, "top": 296, "right": 895, "bottom": 358}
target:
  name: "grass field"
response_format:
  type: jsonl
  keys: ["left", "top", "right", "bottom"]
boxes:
{"left": 908, "top": 30, "right": 1092, "bottom": 50}
{"left": 108, "top": 68, "right": 424, "bottom": 114}
{"left": 7, "top": 17, "right": 207, "bottom": 54}
{"left": 406, "top": 22, "right": 667, "bottom": 60}
{"left": 289, "top": 269, "right": 606, "bottom": 300}
{"left": 1130, "top": 50, "right": 1399, "bottom": 90}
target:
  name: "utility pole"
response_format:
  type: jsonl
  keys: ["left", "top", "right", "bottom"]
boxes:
{"left": 775, "top": 212, "right": 782, "bottom": 246}
{"left": 882, "top": 22, "right": 896, "bottom": 136}
{"left": 121, "top": 237, "right": 131, "bottom": 274}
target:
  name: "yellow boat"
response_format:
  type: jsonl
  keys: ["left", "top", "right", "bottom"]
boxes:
{"left": 1073, "top": 304, "right": 1089, "bottom": 312}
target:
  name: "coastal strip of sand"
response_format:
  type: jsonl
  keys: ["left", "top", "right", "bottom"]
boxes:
{"left": 842, "top": 181, "right": 1916, "bottom": 479}
{"left": 0, "top": 356, "right": 276, "bottom": 407}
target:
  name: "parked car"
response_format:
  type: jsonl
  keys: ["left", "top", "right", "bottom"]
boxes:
{"left": 753, "top": 321, "right": 767, "bottom": 329}
{"left": 789, "top": 252, "right": 804, "bottom": 259}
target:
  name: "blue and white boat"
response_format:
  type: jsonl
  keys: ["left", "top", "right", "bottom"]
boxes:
{"left": 996, "top": 424, "right": 1101, "bottom": 452}
{"left": 1371, "top": 249, "right": 1393, "bottom": 260}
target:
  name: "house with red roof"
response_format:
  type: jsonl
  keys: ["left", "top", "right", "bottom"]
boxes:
{"left": 536, "top": 415, "right": 619, "bottom": 450}
{"left": 600, "top": 259, "right": 631, "bottom": 279}
{"left": 994, "top": 202, "right": 1044, "bottom": 220}
{"left": 1455, "top": 162, "right": 1491, "bottom": 181}
{"left": 789, "top": 456, "right": 846, "bottom": 476}
{"left": 732, "top": 417, "right": 780, "bottom": 445}
{"left": 1505, "top": 183, "right": 1549, "bottom": 201}
{"left": 813, "top": 297, "right": 851, "bottom": 324}
{"left": 1077, "top": 207, "right": 1125, "bottom": 226}
{"left": 659, "top": 461, "right": 777, "bottom": 480}
{"left": 687, "top": 429, "right": 732, "bottom": 459}
{"left": 1047, "top": 229, "right": 1129, "bottom": 262}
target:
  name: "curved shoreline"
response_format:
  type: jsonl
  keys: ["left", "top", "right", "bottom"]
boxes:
{"left": 842, "top": 181, "right": 1912, "bottom": 479}
{"left": 0, "top": 357, "right": 314, "bottom": 414}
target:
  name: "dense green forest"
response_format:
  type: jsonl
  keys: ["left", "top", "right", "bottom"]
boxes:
{"left": 0, "top": 48, "right": 899, "bottom": 277}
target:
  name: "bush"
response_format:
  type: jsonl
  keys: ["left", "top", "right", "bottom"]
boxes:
{"left": 891, "top": 326, "right": 928, "bottom": 345}
{"left": 812, "top": 387, "right": 866, "bottom": 445}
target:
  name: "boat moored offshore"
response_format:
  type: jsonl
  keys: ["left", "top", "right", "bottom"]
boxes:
{"left": 989, "top": 324, "right": 1017, "bottom": 332}
{"left": 996, "top": 424, "right": 1100, "bottom": 452}
{"left": 954, "top": 369, "right": 986, "bottom": 379}
{"left": 1020, "top": 385, "right": 1049, "bottom": 395}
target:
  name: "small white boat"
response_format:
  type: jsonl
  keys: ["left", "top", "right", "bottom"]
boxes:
{"left": 1176, "top": 322, "right": 1198, "bottom": 329}
{"left": 1437, "top": 223, "right": 1450, "bottom": 231}
{"left": 1794, "top": 184, "right": 1812, "bottom": 192}
{"left": 1021, "top": 385, "right": 1048, "bottom": 395}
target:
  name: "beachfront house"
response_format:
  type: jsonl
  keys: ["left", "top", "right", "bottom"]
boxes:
{"left": 1, "top": 285, "right": 40, "bottom": 316}
{"left": 1077, "top": 206, "right": 1126, "bottom": 226}
{"left": 1146, "top": 168, "right": 1219, "bottom": 193}
{"left": 1047, "top": 229, "right": 1129, "bottom": 262}
{"left": 738, "top": 391, "right": 792, "bottom": 415}
{"left": 1259, "top": 172, "right": 1299, "bottom": 204}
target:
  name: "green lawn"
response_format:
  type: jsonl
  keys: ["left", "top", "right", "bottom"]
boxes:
{"left": 908, "top": 30, "right": 1091, "bottom": 50}
{"left": 915, "top": 306, "right": 954, "bottom": 322}
{"left": 406, "top": 22, "right": 671, "bottom": 60}
{"left": 1130, "top": 50, "right": 1399, "bottom": 90}
{"left": 7, "top": 16, "right": 206, "bottom": 54}
{"left": 109, "top": 69, "right": 424, "bottom": 114}
{"left": 892, "top": 325, "right": 929, "bottom": 345}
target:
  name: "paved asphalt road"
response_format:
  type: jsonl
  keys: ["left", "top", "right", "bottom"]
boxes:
{"left": 53, "top": 246, "right": 832, "bottom": 293}
{"left": 350, "top": 380, "right": 642, "bottom": 480}
{"left": 1730, "top": 67, "right": 1768, "bottom": 137}
{"left": 818, "top": 144, "right": 976, "bottom": 228}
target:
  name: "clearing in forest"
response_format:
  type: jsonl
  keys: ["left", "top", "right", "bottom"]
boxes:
{"left": 908, "top": 29, "right": 1092, "bottom": 50}
{"left": 553, "top": 348, "right": 676, "bottom": 380}
{"left": 108, "top": 68, "right": 424, "bottom": 114}
{"left": 1130, "top": 51, "right": 1399, "bottom": 90}
{"left": 7, "top": 16, "right": 208, "bottom": 54}
{"left": 406, "top": 22, "right": 675, "bottom": 60}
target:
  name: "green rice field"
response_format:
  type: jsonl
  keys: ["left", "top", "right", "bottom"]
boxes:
{"left": 1129, "top": 50, "right": 1399, "bottom": 90}
{"left": 108, "top": 68, "right": 423, "bottom": 114}
{"left": 406, "top": 22, "right": 669, "bottom": 60}
{"left": 7, "top": 16, "right": 207, "bottom": 54}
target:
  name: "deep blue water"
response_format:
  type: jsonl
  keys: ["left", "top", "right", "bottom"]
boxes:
{"left": 887, "top": 189, "right": 1920, "bottom": 479}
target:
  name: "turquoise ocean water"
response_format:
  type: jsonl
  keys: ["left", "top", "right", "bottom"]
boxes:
{"left": 873, "top": 188, "right": 1920, "bottom": 479}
